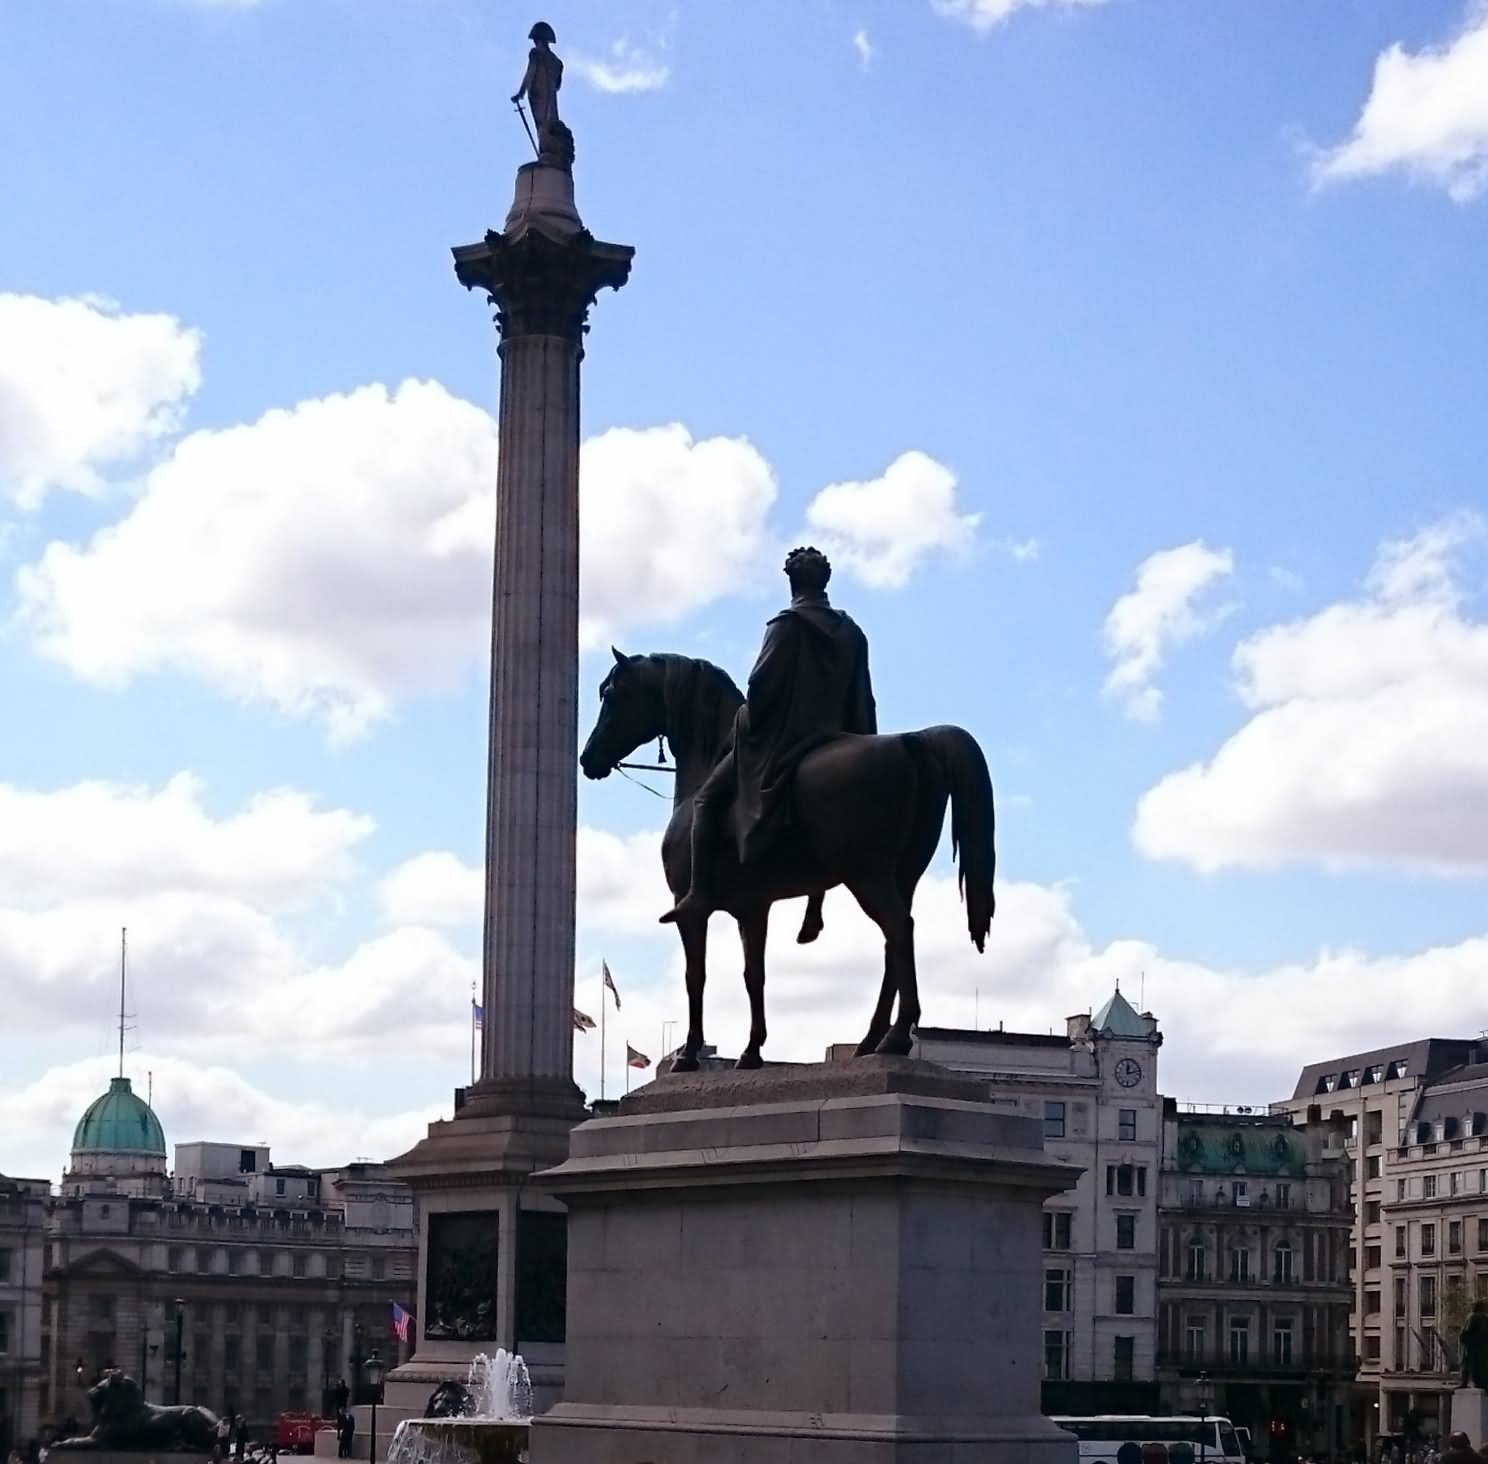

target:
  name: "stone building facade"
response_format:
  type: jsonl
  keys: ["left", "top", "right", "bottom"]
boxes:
{"left": 1156, "top": 1101, "right": 1354, "bottom": 1458}
{"left": 1276, "top": 1037, "right": 1488, "bottom": 1446}
{"left": 914, "top": 987, "right": 1165, "bottom": 1414}
{"left": 1, "top": 1174, "right": 49, "bottom": 1450}
{"left": 38, "top": 1075, "right": 418, "bottom": 1432}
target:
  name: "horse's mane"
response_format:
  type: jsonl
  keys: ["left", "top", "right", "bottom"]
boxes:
{"left": 648, "top": 653, "right": 742, "bottom": 764}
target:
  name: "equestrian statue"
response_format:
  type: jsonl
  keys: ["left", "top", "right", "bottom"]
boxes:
{"left": 580, "top": 546, "right": 997, "bottom": 1071}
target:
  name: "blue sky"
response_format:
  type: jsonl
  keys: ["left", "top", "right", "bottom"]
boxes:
{"left": 3, "top": 0, "right": 1488, "bottom": 1178}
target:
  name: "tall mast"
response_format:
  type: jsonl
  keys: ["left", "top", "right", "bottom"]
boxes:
{"left": 119, "top": 926, "right": 127, "bottom": 1078}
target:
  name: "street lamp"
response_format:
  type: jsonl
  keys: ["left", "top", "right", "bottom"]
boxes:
{"left": 173, "top": 1299, "right": 185, "bottom": 1406}
{"left": 1197, "top": 1371, "right": 1212, "bottom": 1463}
{"left": 362, "top": 1352, "right": 386, "bottom": 1463}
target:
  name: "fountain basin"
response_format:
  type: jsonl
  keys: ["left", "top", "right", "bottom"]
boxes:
{"left": 387, "top": 1418, "right": 529, "bottom": 1464}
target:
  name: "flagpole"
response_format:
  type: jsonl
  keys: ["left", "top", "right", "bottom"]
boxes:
{"left": 470, "top": 979, "right": 476, "bottom": 1085}
{"left": 600, "top": 962, "right": 606, "bottom": 1102}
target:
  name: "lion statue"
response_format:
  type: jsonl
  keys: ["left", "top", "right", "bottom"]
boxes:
{"left": 53, "top": 1370, "right": 219, "bottom": 1452}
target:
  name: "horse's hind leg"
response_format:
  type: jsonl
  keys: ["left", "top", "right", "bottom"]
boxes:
{"left": 845, "top": 875, "right": 918, "bottom": 1057}
{"left": 735, "top": 905, "right": 770, "bottom": 1069}
{"left": 855, "top": 957, "right": 896, "bottom": 1055}
{"left": 671, "top": 914, "right": 709, "bottom": 1073}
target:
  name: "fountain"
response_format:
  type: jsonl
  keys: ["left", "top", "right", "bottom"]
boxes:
{"left": 385, "top": 1352, "right": 533, "bottom": 1464}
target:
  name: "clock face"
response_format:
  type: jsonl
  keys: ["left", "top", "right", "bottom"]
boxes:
{"left": 1115, "top": 1057, "right": 1143, "bottom": 1088}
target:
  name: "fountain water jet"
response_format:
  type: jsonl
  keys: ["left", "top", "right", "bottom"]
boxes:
{"left": 385, "top": 1352, "right": 533, "bottom": 1464}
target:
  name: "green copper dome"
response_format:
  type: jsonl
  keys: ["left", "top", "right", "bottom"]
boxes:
{"left": 71, "top": 1076, "right": 166, "bottom": 1156}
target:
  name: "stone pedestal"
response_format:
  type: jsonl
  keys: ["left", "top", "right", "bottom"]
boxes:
{"left": 385, "top": 159, "right": 632, "bottom": 1411}
{"left": 1453, "top": 1388, "right": 1488, "bottom": 1444}
{"left": 530, "top": 1059, "right": 1080, "bottom": 1464}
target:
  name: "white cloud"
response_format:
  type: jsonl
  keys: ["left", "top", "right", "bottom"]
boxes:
{"left": 804, "top": 450, "right": 979, "bottom": 590}
{"left": 0, "top": 1054, "right": 443, "bottom": 1184}
{"left": 932, "top": 0, "right": 1110, "bottom": 35}
{"left": 1102, "top": 540, "right": 1235, "bottom": 722}
{"left": 0, "top": 772, "right": 370, "bottom": 911}
{"left": 0, "top": 294, "right": 201, "bottom": 508}
{"left": 1134, "top": 514, "right": 1488, "bottom": 874}
{"left": 570, "top": 38, "right": 671, "bottom": 94}
{"left": 852, "top": 29, "right": 876, "bottom": 71}
{"left": 1311, "top": 2, "right": 1488, "bottom": 203}
{"left": 379, "top": 827, "right": 671, "bottom": 934}
{"left": 18, "top": 378, "right": 776, "bottom": 738}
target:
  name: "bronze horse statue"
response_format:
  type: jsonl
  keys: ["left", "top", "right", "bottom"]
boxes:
{"left": 580, "top": 650, "right": 997, "bottom": 1070}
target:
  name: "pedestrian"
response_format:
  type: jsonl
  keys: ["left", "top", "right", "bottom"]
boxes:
{"left": 333, "top": 1378, "right": 349, "bottom": 1415}
{"left": 215, "top": 1413, "right": 232, "bottom": 1463}
{"left": 234, "top": 1416, "right": 247, "bottom": 1462}
{"left": 1439, "top": 1433, "right": 1478, "bottom": 1464}
{"left": 339, "top": 1410, "right": 356, "bottom": 1460}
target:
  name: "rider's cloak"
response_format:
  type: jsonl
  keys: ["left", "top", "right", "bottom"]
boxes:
{"left": 729, "top": 594, "right": 877, "bottom": 864}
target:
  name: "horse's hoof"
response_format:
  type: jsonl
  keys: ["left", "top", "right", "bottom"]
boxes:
{"left": 670, "top": 1055, "right": 700, "bottom": 1073}
{"left": 796, "top": 918, "right": 823, "bottom": 945}
{"left": 874, "top": 1029, "right": 913, "bottom": 1057}
{"left": 854, "top": 1036, "right": 882, "bottom": 1056}
{"left": 735, "top": 1051, "right": 764, "bottom": 1070}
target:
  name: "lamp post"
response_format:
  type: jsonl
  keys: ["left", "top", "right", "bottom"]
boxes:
{"left": 1197, "top": 1371, "right": 1212, "bottom": 1463}
{"left": 173, "top": 1299, "right": 184, "bottom": 1405}
{"left": 362, "top": 1352, "right": 386, "bottom": 1464}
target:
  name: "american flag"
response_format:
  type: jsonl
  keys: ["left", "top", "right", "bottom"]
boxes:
{"left": 472, "top": 1000, "right": 484, "bottom": 1030}
{"left": 603, "top": 960, "right": 621, "bottom": 1009}
{"left": 390, "top": 1302, "right": 413, "bottom": 1342}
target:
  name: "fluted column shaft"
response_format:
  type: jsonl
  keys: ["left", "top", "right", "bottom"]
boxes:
{"left": 453, "top": 194, "right": 632, "bottom": 1117}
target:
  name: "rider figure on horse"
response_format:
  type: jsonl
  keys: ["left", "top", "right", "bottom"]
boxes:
{"left": 661, "top": 546, "right": 877, "bottom": 928}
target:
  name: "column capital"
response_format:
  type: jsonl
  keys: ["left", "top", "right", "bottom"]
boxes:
{"left": 452, "top": 226, "right": 633, "bottom": 344}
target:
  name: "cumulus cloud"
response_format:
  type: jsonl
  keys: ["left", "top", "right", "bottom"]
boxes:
{"left": 852, "top": 30, "right": 876, "bottom": 71}
{"left": 0, "top": 773, "right": 370, "bottom": 910}
{"left": 0, "top": 1054, "right": 443, "bottom": 1184}
{"left": 1102, "top": 541, "right": 1235, "bottom": 722}
{"left": 803, "top": 450, "right": 979, "bottom": 590}
{"left": 1311, "top": 1, "right": 1488, "bottom": 203}
{"left": 18, "top": 380, "right": 776, "bottom": 739}
{"left": 379, "top": 826, "right": 671, "bottom": 933}
{"left": 570, "top": 38, "right": 671, "bottom": 94}
{"left": 932, "top": 0, "right": 1111, "bottom": 35}
{"left": 0, "top": 293, "right": 201, "bottom": 508}
{"left": 1134, "top": 514, "right": 1488, "bottom": 874}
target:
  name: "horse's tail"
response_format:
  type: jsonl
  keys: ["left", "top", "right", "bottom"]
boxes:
{"left": 913, "top": 725, "right": 997, "bottom": 953}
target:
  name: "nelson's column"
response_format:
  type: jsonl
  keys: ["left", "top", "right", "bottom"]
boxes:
{"left": 386, "top": 20, "right": 632, "bottom": 1412}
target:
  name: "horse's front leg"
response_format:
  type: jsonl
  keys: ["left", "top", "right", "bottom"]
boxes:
{"left": 735, "top": 905, "right": 770, "bottom": 1069}
{"left": 670, "top": 913, "right": 709, "bottom": 1073}
{"left": 855, "top": 955, "right": 896, "bottom": 1056}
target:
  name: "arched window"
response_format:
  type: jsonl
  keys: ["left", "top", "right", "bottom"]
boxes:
{"left": 1273, "top": 1237, "right": 1294, "bottom": 1285}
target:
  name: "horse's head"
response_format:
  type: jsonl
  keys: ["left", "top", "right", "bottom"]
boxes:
{"left": 580, "top": 648, "right": 664, "bottom": 780}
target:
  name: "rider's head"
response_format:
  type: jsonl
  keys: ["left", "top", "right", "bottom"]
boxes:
{"left": 529, "top": 20, "right": 556, "bottom": 44}
{"left": 785, "top": 546, "right": 831, "bottom": 598}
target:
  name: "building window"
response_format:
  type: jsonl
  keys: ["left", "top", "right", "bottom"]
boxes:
{"left": 1423, "top": 1224, "right": 1437, "bottom": 1258}
{"left": 1275, "top": 1182, "right": 1291, "bottom": 1210}
{"left": 1229, "top": 1246, "right": 1251, "bottom": 1284}
{"left": 1364, "top": 1289, "right": 1381, "bottom": 1315}
{"left": 1043, "top": 1101, "right": 1066, "bottom": 1140}
{"left": 1118, "top": 1108, "right": 1137, "bottom": 1142}
{"left": 196, "top": 1248, "right": 211, "bottom": 1273}
{"left": 1365, "top": 1333, "right": 1382, "bottom": 1361}
{"left": 371, "top": 1256, "right": 385, "bottom": 1281}
{"left": 1115, "top": 1275, "right": 1135, "bottom": 1315}
{"left": 0, "top": 1311, "right": 9, "bottom": 1354}
{"left": 240, "top": 1149, "right": 258, "bottom": 1173}
{"left": 1114, "top": 1335, "right": 1135, "bottom": 1382}
{"left": 1397, "top": 1225, "right": 1408, "bottom": 1258}
{"left": 227, "top": 1251, "right": 240, "bottom": 1276}
{"left": 1105, "top": 1164, "right": 1147, "bottom": 1198}
{"left": 1043, "top": 1212, "right": 1072, "bottom": 1250}
{"left": 1186, "top": 1240, "right": 1206, "bottom": 1282}
{"left": 1186, "top": 1180, "right": 1203, "bottom": 1207}
{"left": 1273, "top": 1241, "right": 1294, "bottom": 1285}
{"left": 293, "top": 1253, "right": 307, "bottom": 1278}
{"left": 1044, "top": 1268, "right": 1071, "bottom": 1312}
{"left": 1394, "top": 1277, "right": 1407, "bottom": 1316}
{"left": 224, "top": 1336, "right": 240, "bottom": 1370}
{"left": 1043, "top": 1330, "right": 1070, "bottom": 1381}
{"left": 1116, "top": 1213, "right": 1136, "bottom": 1250}
{"left": 1425, "top": 1175, "right": 1439, "bottom": 1200}
{"left": 275, "top": 1177, "right": 287, "bottom": 1196}
{"left": 1367, "top": 1154, "right": 1382, "bottom": 1179}
{"left": 0, "top": 1250, "right": 10, "bottom": 1284}
{"left": 1422, "top": 1275, "right": 1438, "bottom": 1317}
{"left": 1366, "top": 1110, "right": 1383, "bottom": 1145}
{"left": 1185, "top": 1317, "right": 1206, "bottom": 1362}
{"left": 1480, "top": 1169, "right": 1488, "bottom": 1194}
{"left": 167, "top": 1247, "right": 182, "bottom": 1273}
{"left": 1478, "top": 1218, "right": 1488, "bottom": 1253}
{"left": 1450, "top": 1220, "right": 1464, "bottom": 1255}
{"left": 1396, "top": 1325, "right": 1409, "bottom": 1370}
{"left": 1229, "top": 1316, "right": 1251, "bottom": 1365}
{"left": 1366, "top": 1201, "right": 1382, "bottom": 1225}
{"left": 1273, "top": 1317, "right": 1294, "bottom": 1366}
